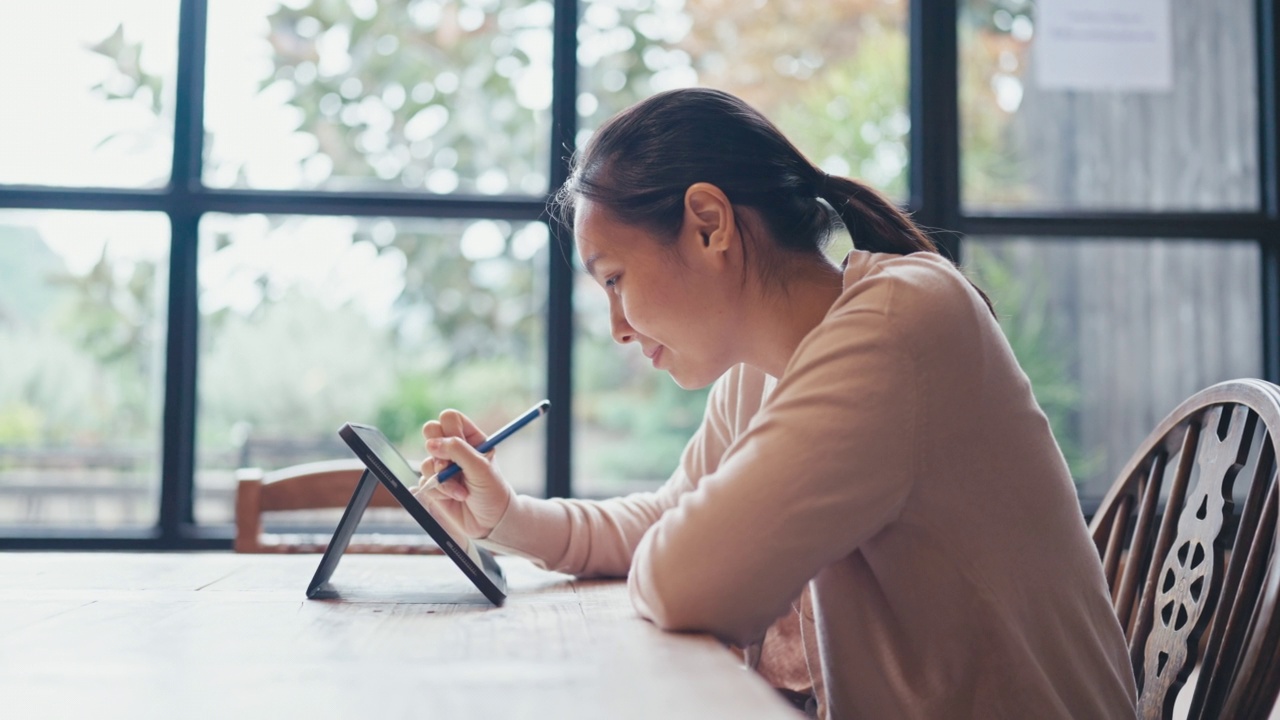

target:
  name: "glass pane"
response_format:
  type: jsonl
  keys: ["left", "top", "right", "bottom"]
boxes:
{"left": 574, "top": 0, "right": 906, "bottom": 496}
{"left": 960, "top": 0, "right": 1259, "bottom": 211}
{"left": 963, "top": 237, "right": 1263, "bottom": 501}
{"left": 0, "top": 3, "right": 179, "bottom": 187}
{"left": 580, "top": 0, "right": 909, "bottom": 199}
{"left": 204, "top": 0, "right": 552, "bottom": 194}
{"left": 195, "top": 214, "right": 548, "bottom": 526}
{"left": 0, "top": 211, "right": 169, "bottom": 529}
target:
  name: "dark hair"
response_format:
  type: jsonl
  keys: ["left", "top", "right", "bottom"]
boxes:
{"left": 552, "top": 87, "right": 994, "bottom": 314}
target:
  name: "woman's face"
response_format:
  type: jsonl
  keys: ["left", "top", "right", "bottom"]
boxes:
{"left": 574, "top": 199, "right": 740, "bottom": 389}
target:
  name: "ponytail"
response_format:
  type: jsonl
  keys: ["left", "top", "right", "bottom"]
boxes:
{"left": 816, "top": 171, "right": 995, "bottom": 317}
{"left": 556, "top": 88, "right": 994, "bottom": 317}
{"left": 817, "top": 174, "right": 937, "bottom": 256}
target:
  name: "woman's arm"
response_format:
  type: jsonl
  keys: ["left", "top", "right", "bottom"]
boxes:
{"left": 628, "top": 273, "right": 922, "bottom": 645}
{"left": 423, "top": 370, "right": 742, "bottom": 578}
{"left": 474, "top": 473, "right": 691, "bottom": 577}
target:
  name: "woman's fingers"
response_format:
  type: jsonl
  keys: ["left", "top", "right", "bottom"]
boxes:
{"left": 436, "top": 478, "right": 470, "bottom": 501}
{"left": 425, "top": 436, "right": 489, "bottom": 483}
{"left": 439, "top": 411, "right": 465, "bottom": 444}
{"left": 414, "top": 485, "right": 471, "bottom": 546}
{"left": 422, "top": 419, "right": 443, "bottom": 440}
{"left": 440, "top": 409, "right": 488, "bottom": 447}
{"left": 414, "top": 482, "right": 458, "bottom": 513}
{"left": 415, "top": 409, "right": 515, "bottom": 541}
{"left": 421, "top": 420, "right": 451, "bottom": 474}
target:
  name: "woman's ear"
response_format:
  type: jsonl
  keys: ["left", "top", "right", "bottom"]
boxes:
{"left": 683, "top": 182, "right": 735, "bottom": 258}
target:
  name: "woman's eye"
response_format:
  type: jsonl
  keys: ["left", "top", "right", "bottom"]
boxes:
{"left": 604, "top": 275, "right": 619, "bottom": 289}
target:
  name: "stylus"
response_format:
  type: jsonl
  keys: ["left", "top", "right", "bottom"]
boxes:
{"left": 423, "top": 400, "right": 551, "bottom": 488}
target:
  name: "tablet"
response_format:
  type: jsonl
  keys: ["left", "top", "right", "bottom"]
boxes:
{"left": 305, "top": 422, "right": 507, "bottom": 605}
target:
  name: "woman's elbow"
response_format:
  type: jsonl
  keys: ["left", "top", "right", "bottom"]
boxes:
{"left": 627, "top": 562, "right": 765, "bottom": 646}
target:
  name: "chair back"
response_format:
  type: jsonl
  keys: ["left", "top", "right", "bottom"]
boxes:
{"left": 235, "top": 458, "right": 438, "bottom": 554}
{"left": 1090, "top": 379, "right": 1280, "bottom": 719}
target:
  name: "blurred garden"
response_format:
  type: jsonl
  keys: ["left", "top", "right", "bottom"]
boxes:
{"left": 1, "top": 0, "right": 1106, "bottom": 528}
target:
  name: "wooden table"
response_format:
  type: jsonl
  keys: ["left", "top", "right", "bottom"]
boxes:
{"left": 0, "top": 553, "right": 801, "bottom": 719}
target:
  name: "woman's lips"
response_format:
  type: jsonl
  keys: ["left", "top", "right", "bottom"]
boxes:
{"left": 648, "top": 346, "right": 663, "bottom": 368}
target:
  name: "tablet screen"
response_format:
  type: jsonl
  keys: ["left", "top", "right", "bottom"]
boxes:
{"left": 344, "top": 424, "right": 487, "bottom": 566}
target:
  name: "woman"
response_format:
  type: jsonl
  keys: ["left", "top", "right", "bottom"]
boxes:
{"left": 412, "top": 88, "right": 1137, "bottom": 719}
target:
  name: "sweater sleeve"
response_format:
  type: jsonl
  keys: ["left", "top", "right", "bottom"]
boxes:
{"left": 627, "top": 269, "right": 920, "bottom": 646}
{"left": 476, "top": 369, "right": 741, "bottom": 578}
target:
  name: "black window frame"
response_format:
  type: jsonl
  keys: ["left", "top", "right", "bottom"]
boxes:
{"left": 1, "top": 0, "right": 1276, "bottom": 549}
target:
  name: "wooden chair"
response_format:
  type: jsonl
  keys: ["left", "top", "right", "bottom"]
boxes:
{"left": 1090, "top": 379, "right": 1280, "bottom": 719}
{"left": 234, "top": 458, "right": 441, "bottom": 554}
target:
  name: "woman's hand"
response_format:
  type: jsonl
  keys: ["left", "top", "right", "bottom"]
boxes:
{"left": 412, "top": 409, "right": 515, "bottom": 540}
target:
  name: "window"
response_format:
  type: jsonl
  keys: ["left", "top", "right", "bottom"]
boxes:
{"left": 0, "top": 3, "right": 180, "bottom": 188}
{"left": 954, "top": 0, "right": 1277, "bottom": 511}
{"left": 964, "top": 237, "right": 1263, "bottom": 500}
{"left": 194, "top": 213, "right": 548, "bottom": 524}
{"left": 0, "top": 211, "right": 169, "bottom": 529}
{"left": 1, "top": 0, "right": 1276, "bottom": 546}
{"left": 959, "top": 0, "right": 1259, "bottom": 212}
{"left": 203, "top": 0, "right": 553, "bottom": 194}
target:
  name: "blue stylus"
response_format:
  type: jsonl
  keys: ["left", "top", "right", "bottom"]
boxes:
{"left": 432, "top": 400, "right": 550, "bottom": 484}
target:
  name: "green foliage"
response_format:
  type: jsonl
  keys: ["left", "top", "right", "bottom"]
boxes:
{"left": 87, "top": 23, "right": 165, "bottom": 115}
{"left": 372, "top": 372, "right": 442, "bottom": 449}
{"left": 575, "top": 0, "right": 696, "bottom": 127}
{"left": 263, "top": 0, "right": 550, "bottom": 192}
{"left": 216, "top": 0, "right": 563, "bottom": 452}
{"left": 592, "top": 374, "right": 709, "bottom": 481}
{"left": 192, "top": 214, "right": 546, "bottom": 456}
{"left": 958, "top": 0, "right": 1037, "bottom": 206}
{"left": 962, "top": 0, "right": 1034, "bottom": 34}
{"left": 775, "top": 28, "right": 909, "bottom": 198}
{"left": 199, "top": 294, "right": 395, "bottom": 443}
{"left": 0, "top": 225, "right": 61, "bottom": 328}
{"left": 0, "top": 403, "right": 41, "bottom": 444}
{"left": 574, "top": 333, "right": 710, "bottom": 484}
{"left": 0, "top": 324, "right": 123, "bottom": 445}
{"left": 383, "top": 222, "right": 544, "bottom": 361}
{"left": 50, "top": 244, "right": 160, "bottom": 370}
{"left": 0, "top": 224, "right": 164, "bottom": 447}
{"left": 375, "top": 357, "right": 535, "bottom": 447}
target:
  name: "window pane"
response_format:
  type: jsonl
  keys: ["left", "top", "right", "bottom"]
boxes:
{"left": 580, "top": 0, "right": 909, "bottom": 199}
{"left": 574, "top": 0, "right": 906, "bottom": 496}
{"left": 960, "top": 0, "right": 1259, "bottom": 211}
{"left": 963, "top": 237, "right": 1263, "bottom": 501}
{"left": 204, "top": 0, "right": 552, "bottom": 194}
{"left": 0, "top": 3, "right": 178, "bottom": 187}
{"left": 195, "top": 214, "right": 548, "bottom": 526}
{"left": 0, "top": 211, "right": 169, "bottom": 529}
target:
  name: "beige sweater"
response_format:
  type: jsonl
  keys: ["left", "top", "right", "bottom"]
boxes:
{"left": 479, "top": 250, "right": 1138, "bottom": 719}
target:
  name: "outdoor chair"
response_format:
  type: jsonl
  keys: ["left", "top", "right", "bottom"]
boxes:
{"left": 234, "top": 458, "right": 441, "bottom": 554}
{"left": 1089, "top": 378, "right": 1280, "bottom": 719}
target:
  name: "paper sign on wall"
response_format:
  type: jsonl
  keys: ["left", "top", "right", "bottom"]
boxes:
{"left": 1034, "top": 0, "right": 1173, "bottom": 92}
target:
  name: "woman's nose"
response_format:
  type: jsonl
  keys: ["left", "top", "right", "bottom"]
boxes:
{"left": 609, "top": 298, "right": 635, "bottom": 344}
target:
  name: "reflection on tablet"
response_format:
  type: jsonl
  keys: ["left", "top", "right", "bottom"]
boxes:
{"left": 306, "top": 422, "right": 507, "bottom": 605}
{"left": 348, "top": 425, "right": 486, "bottom": 563}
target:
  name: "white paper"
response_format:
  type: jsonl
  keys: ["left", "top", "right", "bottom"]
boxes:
{"left": 1034, "top": 0, "right": 1173, "bottom": 92}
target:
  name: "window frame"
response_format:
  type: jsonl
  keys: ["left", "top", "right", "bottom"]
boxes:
{"left": 914, "top": 0, "right": 1280, "bottom": 516}
{"left": 0, "top": 0, "right": 1275, "bottom": 548}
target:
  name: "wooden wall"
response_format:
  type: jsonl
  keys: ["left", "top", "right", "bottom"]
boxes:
{"left": 970, "top": 0, "right": 1264, "bottom": 497}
